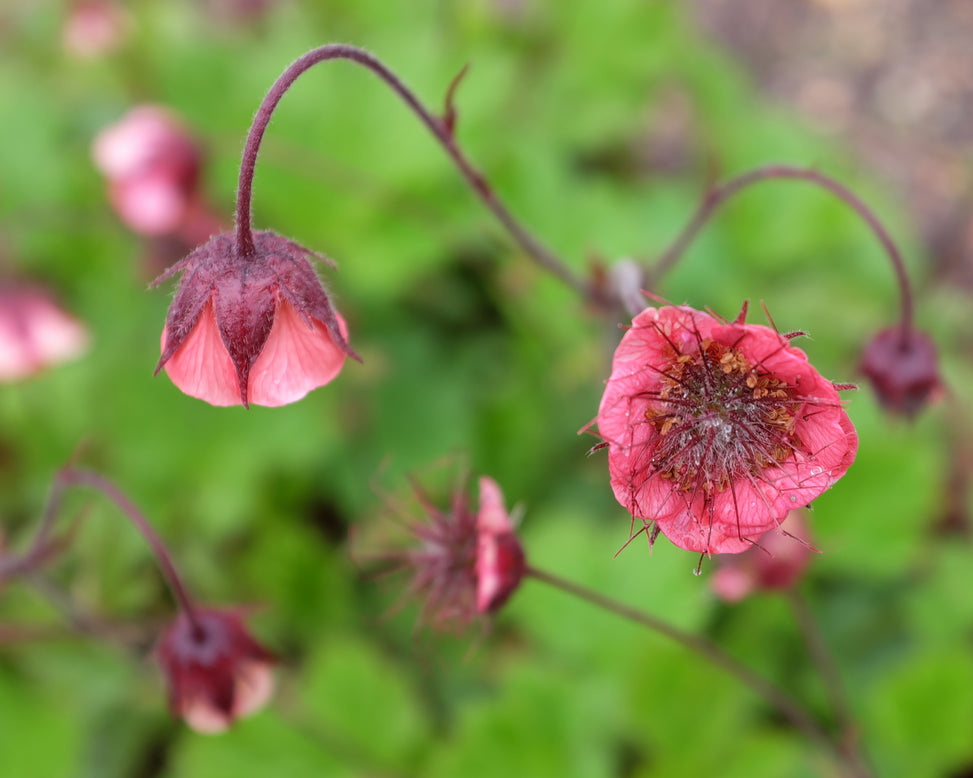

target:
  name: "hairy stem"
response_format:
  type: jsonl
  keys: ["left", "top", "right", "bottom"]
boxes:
{"left": 236, "top": 44, "right": 585, "bottom": 295}
{"left": 525, "top": 565, "right": 873, "bottom": 776}
{"left": 650, "top": 165, "right": 914, "bottom": 345}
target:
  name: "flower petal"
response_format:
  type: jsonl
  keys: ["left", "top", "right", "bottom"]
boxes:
{"left": 162, "top": 300, "right": 242, "bottom": 406}
{"left": 247, "top": 300, "right": 349, "bottom": 408}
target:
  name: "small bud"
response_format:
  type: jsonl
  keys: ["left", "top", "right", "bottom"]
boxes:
{"left": 0, "top": 285, "right": 90, "bottom": 382}
{"left": 156, "top": 608, "right": 275, "bottom": 734}
{"left": 153, "top": 231, "right": 358, "bottom": 408}
{"left": 861, "top": 327, "right": 943, "bottom": 417}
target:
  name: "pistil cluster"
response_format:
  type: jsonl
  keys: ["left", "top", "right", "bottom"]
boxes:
{"left": 645, "top": 338, "right": 799, "bottom": 494}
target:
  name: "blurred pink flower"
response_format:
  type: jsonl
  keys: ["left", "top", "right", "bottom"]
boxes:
{"left": 156, "top": 608, "right": 275, "bottom": 734}
{"left": 475, "top": 476, "right": 525, "bottom": 613}
{"left": 62, "top": 0, "right": 132, "bottom": 59}
{"left": 92, "top": 106, "right": 203, "bottom": 237}
{"left": 710, "top": 511, "right": 815, "bottom": 602}
{"left": 595, "top": 303, "right": 858, "bottom": 555}
{"left": 153, "top": 231, "right": 356, "bottom": 407}
{"left": 0, "top": 285, "right": 90, "bottom": 382}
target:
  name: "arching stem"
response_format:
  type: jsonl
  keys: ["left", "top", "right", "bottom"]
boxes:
{"left": 650, "top": 166, "right": 915, "bottom": 347}
{"left": 56, "top": 468, "right": 203, "bottom": 634}
{"left": 525, "top": 565, "right": 873, "bottom": 777}
{"left": 235, "top": 44, "right": 586, "bottom": 295}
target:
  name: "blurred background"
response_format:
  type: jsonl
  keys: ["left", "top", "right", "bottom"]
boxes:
{"left": 0, "top": 1, "right": 970, "bottom": 776}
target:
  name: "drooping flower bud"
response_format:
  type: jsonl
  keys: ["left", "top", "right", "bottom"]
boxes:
{"left": 153, "top": 231, "right": 358, "bottom": 408}
{"left": 709, "top": 511, "right": 814, "bottom": 602}
{"left": 861, "top": 326, "right": 943, "bottom": 417}
{"left": 156, "top": 608, "right": 275, "bottom": 734}
{"left": 0, "top": 284, "right": 90, "bottom": 382}
{"left": 595, "top": 303, "right": 858, "bottom": 556}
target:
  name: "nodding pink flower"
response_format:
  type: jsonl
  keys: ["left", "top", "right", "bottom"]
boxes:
{"left": 861, "top": 327, "right": 943, "bottom": 418}
{"left": 0, "top": 285, "right": 90, "bottom": 382}
{"left": 595, "top": 303, "right": 858, "bottom": 556}
{"left": 156, "top": 608, "right": 275, "bottom": 734}
{"left": 91, "top": 106, "right": 203, "bottom": 237}
{"left": 378, "top": 474, "right": 525, "bottom": 633}
{"left": 710, "top": 511, "right": 814, "bottom": 602}
{"left": 152, "top": 231, "right": 357, "bottom": 408}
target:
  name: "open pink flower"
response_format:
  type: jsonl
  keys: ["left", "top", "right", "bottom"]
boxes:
{"left": 156, "top": 608, "right": 275, "bottom": 734}
{"left": 0, "top": 285, "right": 90, "bottom": 382}
{"left": 595, "top": 303, "right": 858, "bottom": 555}
{"left": 154, "top": 231, "right": 358, "bottom": 408}
{"left": 92, "top": 106, "right": 203, "bottom": 236}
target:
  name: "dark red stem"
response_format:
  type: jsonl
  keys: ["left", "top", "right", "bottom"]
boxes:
{"left": 235, "top": 44, "right": 585, "bottom": 294}
{"left": 651, "top": 166, "right": 915, "bottom": 346}
{"left": 56, "top": 469, "right": 202, "bottom": 631}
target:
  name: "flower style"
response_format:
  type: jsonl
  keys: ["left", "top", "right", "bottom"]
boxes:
{"left": 156, "top": 608, "right": 275, "bottom": 734}
{"left": 861, "top": 326, "right": 943, "bottom": 417}
{"left": 153, "top": 231, "right": 357, "bottom": 408}
{"left": 91, "top": 105, "right": 204, "bottom": 237}
{"left": 0, "top": 285, "right": 90, "bottom": 382}
{"left": 709, "top": 511, "right": 815, "bottom": 602}
{"left": 595, "top": 303, "right": 858, "bottom": 556}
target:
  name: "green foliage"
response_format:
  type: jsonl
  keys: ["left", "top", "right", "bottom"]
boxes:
{"left": 0, "top": 1, "right": 967, "bottom": 776}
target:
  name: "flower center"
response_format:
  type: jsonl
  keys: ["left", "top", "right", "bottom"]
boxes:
{"left": 644, "top": 339, "right": 800, "bottom": 493}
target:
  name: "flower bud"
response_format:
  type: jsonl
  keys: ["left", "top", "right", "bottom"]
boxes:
{"left": 156, "top": 608, "right": 275, "bottom": 734}
{"left": 153, "top": 230, "right": 358, "bottom": 407}
{"left": 861, "top": 327, "right": 943, "bottom": 417}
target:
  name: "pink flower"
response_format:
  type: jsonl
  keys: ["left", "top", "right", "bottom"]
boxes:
{"left": 62, "top": 0, "right": 132, "bottom": 59}
{"left": 595, "top": 304, "right": 858, "bottom": 555}
{"left": 709, "top": 511, "right": 814, "bottom": 602}
{"left": 371, "top": 474, "right": 525, "bottom": 633}
{"left": 0, "top": 285, "right": 90, "bottom": 382}
{"left": 91, "top": 106, "right": 203, "bottom": 236}
{"left": 475, "top": 476, "right": 526, "bottom": 613}
{"left": 153, "top": 231, "right": 357, "bottom": 408}
{"left": 156, "top": 608, "right": 275, "bottom": 734}
{"left": 861, "top": 326, "right": 943, "bottom": 417}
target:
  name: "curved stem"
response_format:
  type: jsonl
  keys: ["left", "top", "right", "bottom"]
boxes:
{"left": 787, "top": 589, "right": 874, "bottom": 777}
{"left": 57, "top": 469, "right": 202, "bottom": 631}
{"left": 525, "top": 565, "right": 872, "bottom": 776}
{"left": 650, "top": 166, "right": 914, "bottom": 345}
{"left": 236, "top": 44, "right": 586, "bottom": 295}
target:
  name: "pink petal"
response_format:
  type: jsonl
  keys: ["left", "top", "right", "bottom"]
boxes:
{"left": 162, "top": 301, "right": 242, "bottom": 406}
{"left": 247, "top": 300, "right": 349, "bottom": 408}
